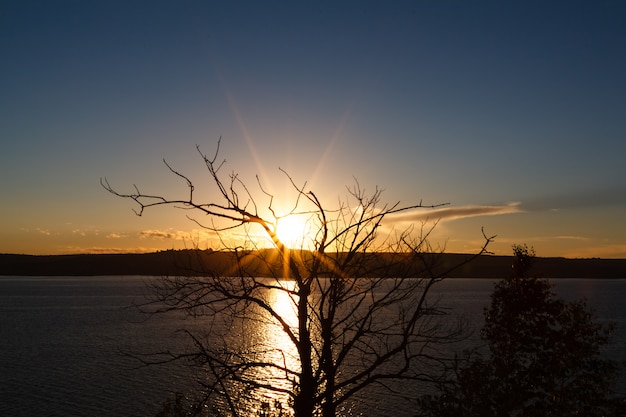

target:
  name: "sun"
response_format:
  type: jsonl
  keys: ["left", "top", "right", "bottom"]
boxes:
{"left": 275, "top": 214, "right": 312, "bottom": 249}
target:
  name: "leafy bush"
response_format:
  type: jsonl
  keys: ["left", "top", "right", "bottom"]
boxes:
{"left": 419, "top": 245, "right": 624, "bottom": 417}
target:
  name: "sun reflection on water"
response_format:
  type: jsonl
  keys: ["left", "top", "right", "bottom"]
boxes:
{"left": 270, "top": 279, "right": 298, "bottom": 328}
{"left": 246, "top": 279, "right": 300, "bottom": 412}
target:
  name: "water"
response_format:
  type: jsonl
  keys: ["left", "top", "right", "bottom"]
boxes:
{"left": 0, "top": 276, "right": 624, "bottom": 416}
{"left": 0, "top": 276, "right": 197, "bottom": 417}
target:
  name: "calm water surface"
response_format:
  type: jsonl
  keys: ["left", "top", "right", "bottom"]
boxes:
{"left": 1, "top": 276, "right": 624, "bottom": 416}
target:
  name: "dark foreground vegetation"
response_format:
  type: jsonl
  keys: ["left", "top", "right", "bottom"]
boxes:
{"left": 419, "top": 245, "right": 626, "bottom": 417}
{"left": 2, "top": 249, "right": 626, "bottom": 278}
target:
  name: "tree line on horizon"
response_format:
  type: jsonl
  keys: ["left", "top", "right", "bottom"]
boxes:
{"left": 2, "top": 249, "right": 626, "bottom": 278}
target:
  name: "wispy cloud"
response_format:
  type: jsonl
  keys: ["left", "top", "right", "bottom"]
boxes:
{"left": 550, "top": 235, "right": 588, "bottom": 241}
{"left": 36, "top": 228, "right": 51, "bottom": 236}
{"left": 389, "top": 202, "right": 523, "bottom": 223}
{"left": 139, "top": 228, "right": 219, "bottom": 241}
{"left": 562, "top": 244, "right": 626, "bottom": 259}
{"left": 59, "top": 246, "right": 158, "bottom": 254}
{"left": 140, "top": 229, "right": 188, "bottom": 240}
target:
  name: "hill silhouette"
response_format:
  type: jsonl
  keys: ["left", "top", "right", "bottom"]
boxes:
{"left": 1, "top": 250, "right": 625, "bottom": 278}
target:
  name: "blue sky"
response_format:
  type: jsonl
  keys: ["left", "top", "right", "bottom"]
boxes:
{"left": 1, "top": 1, "right": 625, "bottom": 257}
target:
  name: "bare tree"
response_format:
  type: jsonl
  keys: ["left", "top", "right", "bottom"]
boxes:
{"left": 102, "top": 140, "right": 493, "bottom": 417}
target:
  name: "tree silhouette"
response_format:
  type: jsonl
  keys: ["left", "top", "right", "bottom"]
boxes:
{"left": 102, "top": 140, "right": 492, "bottom": 417}
{"left": 419, "top": 244, "right": 623, "bottom": 417}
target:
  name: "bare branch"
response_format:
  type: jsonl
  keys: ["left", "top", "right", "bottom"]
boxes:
{"left": 105, "top": 140, "right": 492, "bottom": 417}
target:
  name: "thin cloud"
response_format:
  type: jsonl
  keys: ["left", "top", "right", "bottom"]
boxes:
{"left": 36, "top": 228, "right": 52, "bottom": 236}
{"left": 551, "top": 235, "right": 588, "bottom": 241}
{"left": 495, "top": 235, "right": 589, "bottom": 246}
{"left": 59, "top": 246, "right": 157, "bottom": 254}
{"left": 139, "top": 228, "right": 219, "bottom": 241}
{"left": 389, "top": 202, "right": 523, "bottom": 223}
{"left": 140, "top": 229, "right": 188, "bottom": 240}
{"left": 563, "top": 244, "right": 626, "bottom": 259}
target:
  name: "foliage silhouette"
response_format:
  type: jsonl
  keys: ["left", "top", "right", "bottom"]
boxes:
{"left": 419, "top": 244, "right": 624, "bottom": 417}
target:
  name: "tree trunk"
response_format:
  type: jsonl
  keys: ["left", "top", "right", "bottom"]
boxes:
{"left": 321, "top": 316, "right": 336, "bottom": 417}
{"left": 294, "top": 283, "right": 315, "bottom": 417}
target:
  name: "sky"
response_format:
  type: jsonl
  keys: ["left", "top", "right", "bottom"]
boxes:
{"left": 1, "top": 1, "right": 625, "bottom": 258}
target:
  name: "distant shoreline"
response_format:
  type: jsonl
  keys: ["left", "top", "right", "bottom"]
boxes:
{"left": 1, "top": 250, "right": 626, "bottom": 279}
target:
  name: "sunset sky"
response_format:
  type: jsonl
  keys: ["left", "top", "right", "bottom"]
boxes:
{"left": 2, "top": 1, "right": 625, "bottom": 258}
